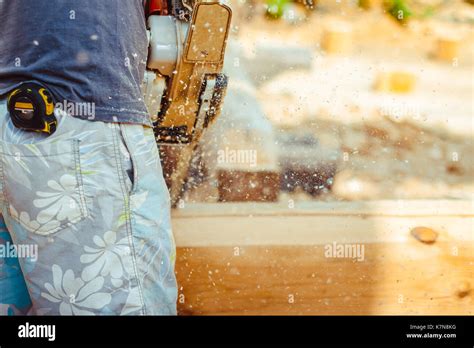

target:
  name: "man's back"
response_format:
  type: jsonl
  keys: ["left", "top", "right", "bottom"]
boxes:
{"left": 0, "top": 0, "right": 150, "bottom": 125}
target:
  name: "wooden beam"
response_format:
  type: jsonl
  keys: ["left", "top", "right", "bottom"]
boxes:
{"left": 172, "top": 200, "right": 474, "bottom": 246}
{"left": 172, "top": 201, "right": 474, "bottom": 315}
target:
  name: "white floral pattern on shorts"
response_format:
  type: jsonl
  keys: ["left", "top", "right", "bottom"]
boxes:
{"left": 0, "top": 98, "right": 177, "bottom": 315}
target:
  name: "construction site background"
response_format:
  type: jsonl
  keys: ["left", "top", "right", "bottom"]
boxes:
{"left": 181, "top": 0, "right": 473, "bottom": 204}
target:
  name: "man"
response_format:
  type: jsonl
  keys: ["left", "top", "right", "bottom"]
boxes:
{"left": 0, "top": 0, "right": 177, "bottom": 315}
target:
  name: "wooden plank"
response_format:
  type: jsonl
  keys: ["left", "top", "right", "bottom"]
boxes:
{"left": 374, "top": 71, "right": 417, "bottom": 93}
{"left": 172, "top": 201, "right": 474, "bottom": 246}
{"left": 176, "top": 243, "right": 473, "bottom": 315}
{"left": 172, "top": 201, "right": 474, "bottom": 315}
{"left": 172, "top": 200, "right": 474, "bottom": 218}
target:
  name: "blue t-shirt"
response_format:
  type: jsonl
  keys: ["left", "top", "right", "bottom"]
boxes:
{"left": 0, "top": 0, "right": 151, "bottom": 126}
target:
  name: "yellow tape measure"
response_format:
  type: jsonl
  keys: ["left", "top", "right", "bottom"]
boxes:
{"left": 7, "top": 83, "right": 57, "bottom": 134}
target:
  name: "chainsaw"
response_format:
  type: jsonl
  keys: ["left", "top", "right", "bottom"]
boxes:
{"left": 143, "top": 0, "right": 232, "bottom": 206}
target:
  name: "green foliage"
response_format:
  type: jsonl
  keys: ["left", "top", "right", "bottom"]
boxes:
{"left": 266, "top": 0, "right": 290, "bottom": 19}
{"left": 420, "top": 6, "right": 435, "bottom": 18}
{"left": 386, "top": 0, "right": 413, "bottom": 23}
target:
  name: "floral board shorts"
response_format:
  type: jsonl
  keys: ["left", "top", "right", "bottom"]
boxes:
{"left": 0, "top": 97, "right": 177, "bottom": 315}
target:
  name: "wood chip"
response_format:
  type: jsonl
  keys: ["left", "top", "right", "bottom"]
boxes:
{"left": 456, "top": 281, "right": 471, "bottom": 298}
{"left": 410, "top": 226, "right": 439, "bottom": 244}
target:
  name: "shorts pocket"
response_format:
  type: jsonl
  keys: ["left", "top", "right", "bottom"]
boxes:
{"left": 0, "top": 138, "right": 88, "bottom": 236}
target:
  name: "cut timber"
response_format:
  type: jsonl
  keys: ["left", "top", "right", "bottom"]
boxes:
{"left": 435, "top": 36, "right": 460, "bottom": 62}
{"left": 374, "top": 71, "right": 416, "bottom": 93}
{"left": 321, "top": 21, "right": 353, "bottom": 55}
{"left": 173, "top": 200, "right": 474, "bottom": 315}
{"left": 217, "top": 170, "right": 280, "bottom": 202}
{"left": 358, "top": 0, "right": 383, "bottom": 10}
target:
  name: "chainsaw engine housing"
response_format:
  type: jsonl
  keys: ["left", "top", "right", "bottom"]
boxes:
{"left": 145, "top": 1, "right": 232, "bottom": 145}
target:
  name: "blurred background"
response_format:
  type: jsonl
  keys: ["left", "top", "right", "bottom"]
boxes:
{"left": 173, "top": 0, "right": 473, "bottom": 315}
{"left": 179, "top": 0, "right": 473, "bottom": 204}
